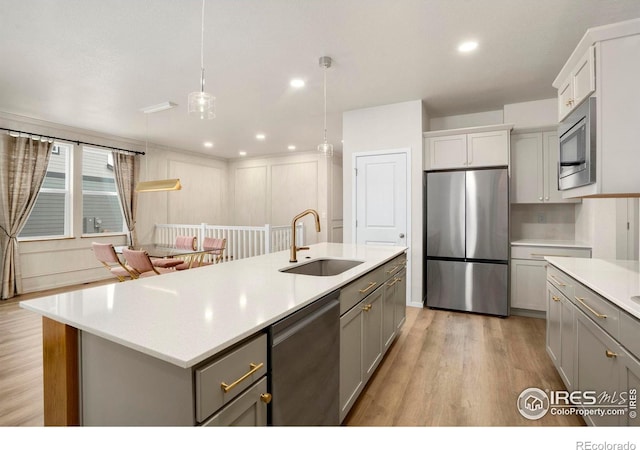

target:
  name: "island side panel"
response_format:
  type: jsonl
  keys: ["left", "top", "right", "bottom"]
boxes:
{"left": 81, "top": 332, "right": 194, "bottom": 426}
{"left": 42, "top": 317, "right": 80, "bottom": 426}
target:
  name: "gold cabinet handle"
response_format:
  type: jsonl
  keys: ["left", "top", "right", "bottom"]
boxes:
{"left": 260, "top": 393, "right": 272, "bottom": 404}
{"left": 361, "top": 304, "right": 372, "bottom": 312}
{"left": 358, "top": 281, "right": 377, "bottom": 294}
{"left": 605, "top": 350, "right": 618, "bottom": 358}
{"left": 575, "top": 296, "right": 607, "bottom": 319}
{"left": 549, "top": 275, "right": 566, "bottom": 287}
{"left": 552, "top": 295, "right": 561, "bottom": 302}
{"left": 220, "top": 362, "right": 264, "bottom": 393}
{"left": 386, "top": 265, "right": 400, "bottom": 274}
{"left": 385, "top": 278, "right": 400, "bottom": 287}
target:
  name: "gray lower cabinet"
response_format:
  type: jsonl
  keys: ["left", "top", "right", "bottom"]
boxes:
{"left": 546, "top": 264, "right": 640, "bottom": 427}
{"left": 202, "top": 377, "right": 268, "bottom": 426}
{"left": 339, "top": 253, "right": 407, "bottom": 423}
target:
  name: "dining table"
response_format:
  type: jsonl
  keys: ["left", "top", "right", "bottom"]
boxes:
{"left": 114, "top": 243, "right": 208, "bottom": 269}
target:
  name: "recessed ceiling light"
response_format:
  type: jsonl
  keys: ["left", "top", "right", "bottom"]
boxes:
{"left": 239, "top": 151, "right": 247, "bottom": 156}
{"left": 256, "top": 134, "right": 266, "bottom": 140}
{"left": 288, "top": 145, "right": 296, "bottom": 150}
{"left": 203, "top": 142, "right": 214, "bottom": 148}
{"left": 458, "top": 41, "right": 478, "bottom": 53}
{"left": 290, "top": 79, "right": 305, "bottom": 88}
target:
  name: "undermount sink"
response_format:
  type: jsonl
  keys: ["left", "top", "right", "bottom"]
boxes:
{"left": 279, "top": 258, "right": 364, "bottom": 276}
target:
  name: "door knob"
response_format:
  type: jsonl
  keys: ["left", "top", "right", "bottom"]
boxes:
{"left": 399, "top": 233, "right": 405, "bottom": 238}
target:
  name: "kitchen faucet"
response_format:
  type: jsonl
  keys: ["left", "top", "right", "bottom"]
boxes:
{"left": 290, "top": 209, "right": 321, "bottom": 263}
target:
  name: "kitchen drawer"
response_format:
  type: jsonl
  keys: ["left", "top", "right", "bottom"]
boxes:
{"left": 511, "top": 245, "right": 591, "bottom": 260}
{"left": 382, "top": 254, "right": 407, "bottom": 279}
{"left": 547, "top": 265, "right": 577, "bottom": 301}
{"left": 573, "top": 284, "right": 620, "bottom": 339}
{"left": 195, "top": 333, "right": 267, "bottom": 423}
{"left": 620, "top": 310, "right": 640, "bottom": 361}
{"left": 340, "top": 264, "right": 389, "bottom": 316}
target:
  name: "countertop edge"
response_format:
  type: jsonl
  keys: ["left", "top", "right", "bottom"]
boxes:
{"left": 511, "top": 239, "right": 592, "bottom": 249}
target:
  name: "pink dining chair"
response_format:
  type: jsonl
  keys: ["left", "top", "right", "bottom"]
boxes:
{"left": 91, "top": 242, "right": 137, "bottom": 281}
{"left": 122, "top": 248, "right": 174, "bottom": 278}
{"left": 151, "top": 235, "right": 198, "bottom": 269}
{"left": 175, "top": 237, "right": 226, "bottom": 270}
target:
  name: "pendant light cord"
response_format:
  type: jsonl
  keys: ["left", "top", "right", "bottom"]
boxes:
{"left": 323, "top": 64, "right": 327, "bottom": 143}
{"left": 199, "top": 0, "right": 206, "bottom": 92}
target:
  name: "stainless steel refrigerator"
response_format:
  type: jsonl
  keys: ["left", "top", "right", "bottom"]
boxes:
{"left": 424, "top": 168, "right": 509, "bottom": 316}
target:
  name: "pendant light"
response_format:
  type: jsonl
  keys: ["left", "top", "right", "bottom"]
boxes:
{"left": 188, "top": 0, "right": 215, "bottom": 119}
{"left": 135, "top": 113, "right": 182, "bottom": 193}
{"left": 317, "top": 56, "right": 333, "bottom": 158}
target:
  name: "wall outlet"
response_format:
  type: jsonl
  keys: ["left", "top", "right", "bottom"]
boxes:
{"left": 537, "top": 213, "right": 546, "bottom": 224}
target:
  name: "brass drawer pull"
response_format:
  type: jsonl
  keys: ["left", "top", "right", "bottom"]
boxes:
{"left": 605, "top": 350, "right": 618, "bottom": 358}
{"left": 552, "top": 295, "right": 561, "bottom": 302}
{"left": 260, "top": 393, "right": 272, "bottom": 404}
{"left": 361, "top": 304, "right": 372, "bottom": 312}
{"left": 385, "top": 278, "right": 400, "bottom": 287}
{"left": 358, "top": 281, "right": 377, "bottom": 294}
{"left": 386, "top": 265, "right": 400, "bottom": 274}
{"left": 220, "top": 362, "right": 264, "bottom": 393}
{"left": 549, "top": 275, "right": 566, "bottom": 287}
{"left": 575, "top": 296, "right": 607, "bottom": 319}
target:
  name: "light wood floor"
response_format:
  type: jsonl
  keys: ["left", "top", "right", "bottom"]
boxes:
{"left": 1, "top": 284, "right": 583, "bottom": 427}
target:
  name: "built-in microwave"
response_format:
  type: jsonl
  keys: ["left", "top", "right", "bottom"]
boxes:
{"left": 558, "top": 96, "right": 596, "bottom": 190}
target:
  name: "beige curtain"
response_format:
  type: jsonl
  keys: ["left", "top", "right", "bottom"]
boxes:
{"left": 0, "top": 135, "right": 53, "bottom": 299}
{"left": 112, "top": 152, "right": 138, "bottom": 246}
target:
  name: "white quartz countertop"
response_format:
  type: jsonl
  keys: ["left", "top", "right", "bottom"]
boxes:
{"left": 545, "top": 257, "right": 640, "bottom": 319}
{"left": 20, "top": 243, "right": 406, "bottom": 369}
{"left": 511, "top": 239, "right": 592, "bottom": 249}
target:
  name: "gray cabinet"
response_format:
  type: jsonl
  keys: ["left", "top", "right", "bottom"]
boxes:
{"left": 546, "top": 263, "right": 640, "bottom": 426}
{"left": 339, "top": 253, "right": 407, "bottom": 422}
{"left": 202, "top": 377, "right": 269, "bottom": 426}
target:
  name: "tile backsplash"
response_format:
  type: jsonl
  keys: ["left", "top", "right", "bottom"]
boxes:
{"left": 511, "top": 203, "right": 577, "bottom": 240}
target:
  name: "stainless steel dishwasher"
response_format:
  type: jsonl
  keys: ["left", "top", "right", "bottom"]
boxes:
{"left": 268, "top": 289, "right": 340, "bottom": 426}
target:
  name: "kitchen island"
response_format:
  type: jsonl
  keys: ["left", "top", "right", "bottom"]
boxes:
{"left": 20, "top": 242, "right": 407, "bottom": 426}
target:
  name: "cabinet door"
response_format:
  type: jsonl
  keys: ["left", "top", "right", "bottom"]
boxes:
{"left": 394, "top": 268, "right": 407, "bottom": 331}
{"left": 546, "top": 283, "right": 562, "bottom": 366}
{"left": 559, "top": 295, "right": 576, "bottom": 392}
{"left": 467, "top": 130, "right": 509, "bottom": 168}
{"left": 558, "top": 77, "right": 574, "bottom": 121}
{"left": 339, "top": 303, "right": 364, "bottom": 422}
{"left": 575, "top": 309, "right": 623, "bottom": 426}
{"left": 511, "top": 258, "right": 547, "bottom": 311}
{"left": 572, "top": 46, "right": 596, "bottom": 110}
{"left": 382, "top": 278, "right": 397, "bottom": 352}
{"left": 202, "top": 377, "right": 268, "bottom": 426}
{"left": 362, "top": 287, "right": 383, "bottom": 382}
{"left": 429, "top": 134, "right": 467, "bottom": 169}
{"left": 511, "top": 133, "right": 544, "bottom": 203}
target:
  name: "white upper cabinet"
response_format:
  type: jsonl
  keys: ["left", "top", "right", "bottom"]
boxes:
{"left": 424, "top": 124, "right": 512, "bottom": 171}
{"left": 511, "top": 130, "right": 579, "bottom": 204}
{"left": 553, "top": 18, "right": 640, "bottom": 197}
{"left": 557, "top": 46, "right": 596, "bottom": 121}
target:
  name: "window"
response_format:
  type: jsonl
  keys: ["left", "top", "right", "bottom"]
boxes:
{"left": 82, "top": 147, "right": 126, "bottom": 234}
{"left": 19, "top": 143, "right": 71, "bottom": 238}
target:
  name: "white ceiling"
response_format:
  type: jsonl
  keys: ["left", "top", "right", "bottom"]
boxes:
{"left": 2, "top": 0, "right": 640, "bottom": 159}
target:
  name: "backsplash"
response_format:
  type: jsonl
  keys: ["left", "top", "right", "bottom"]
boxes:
{"left": 510, "top": 203, "right": 577, "bottom": 240}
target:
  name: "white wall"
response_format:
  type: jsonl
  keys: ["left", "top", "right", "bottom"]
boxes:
{"left": 429, "top": 109, "right": 503, "bottom": 130}
{"left": 342, "top": 100, "right": 425, "bottom": 306}
{"left": 227, "top": 151, "right": 334, "bottom": 244}
{"left": 503, "top": 98, "right": 557, "bottom": 130}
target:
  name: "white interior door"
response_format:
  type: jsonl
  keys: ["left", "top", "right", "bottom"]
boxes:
{"left": 355, "top": 153, "right": 407, "bottom": 246}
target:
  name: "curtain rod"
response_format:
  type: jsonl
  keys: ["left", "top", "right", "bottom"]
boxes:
{"left": 0, "top": 127, "right": 145, "bottom": 156}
